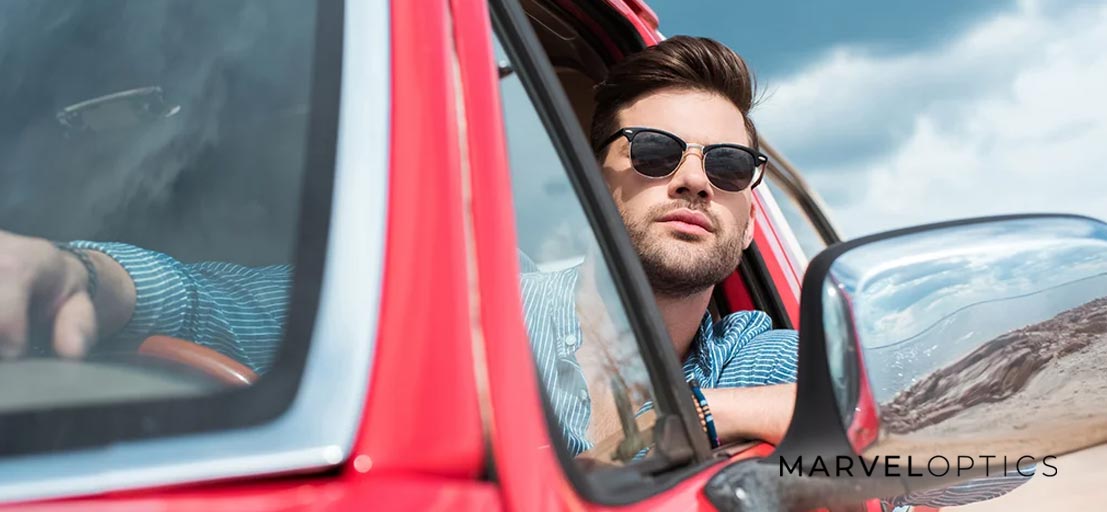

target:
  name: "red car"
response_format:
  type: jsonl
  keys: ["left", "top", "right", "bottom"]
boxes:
{"left": 1, "top": 0, "right": 1104, "bottom": 511}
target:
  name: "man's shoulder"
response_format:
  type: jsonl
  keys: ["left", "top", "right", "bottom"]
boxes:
{"left": 712, "top": 311, "right": 798, "bottom": 371}
{"left": 711, "top": 310, "right": 796, "bottom": 346}
{"left": 699, "top": 311, "right": 798, "bottom": 387}
{"left": 518, "top": 263, "right": 580, "bottom": 293}
{"left": 518, "top": 265, "right": 582, "bottom": 334}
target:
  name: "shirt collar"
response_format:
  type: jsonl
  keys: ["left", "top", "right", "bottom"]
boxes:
{"left": 683, "top": 311, "right": 718, "bottom": 383}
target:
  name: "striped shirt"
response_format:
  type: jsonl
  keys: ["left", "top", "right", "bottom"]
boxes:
{"left": 519, "top": 265, "right": 798, "bottom": 457}
{"left": 73, "top": 241, "right": 1027, "bottom": 506}
{"left": 71, "top": 241, "right": 292, "bottom": 372}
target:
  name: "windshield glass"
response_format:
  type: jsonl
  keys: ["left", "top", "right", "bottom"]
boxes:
{"left": 0, "top": 0, "right": 324, "bottom": 432}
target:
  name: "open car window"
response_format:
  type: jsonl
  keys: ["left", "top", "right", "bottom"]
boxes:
{"left": 497, "top": 31, "right": 664, "bottom": 471}
{"left": 490, "top": 1, "right": 713, "bottom": 501}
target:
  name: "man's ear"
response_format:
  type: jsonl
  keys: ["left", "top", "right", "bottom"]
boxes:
{"left": 741, "top": 202, "right": 756, "bottom": 249}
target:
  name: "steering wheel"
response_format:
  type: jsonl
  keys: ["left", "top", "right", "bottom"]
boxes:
{"left": 137, "top": 335, "right": 258, "bottom": 387}
{"left": 0, "top": 336, "right": 258, "bottom": 413}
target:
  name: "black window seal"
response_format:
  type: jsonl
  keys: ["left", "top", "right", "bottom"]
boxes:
{"left": 490, "top": 0, "right": 712, "bottom": 505}
{"left": 0, "top": 0, "right": 343, "bottom": 457}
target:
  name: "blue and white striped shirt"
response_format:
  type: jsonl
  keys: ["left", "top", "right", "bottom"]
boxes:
{"left": 520, "top": 265, "right": 798, "bottom": 456}
{"left": 73, "top": 241, "right": 1027, "bottom": 506}
{"left": 71, "top": 241, "right": 293, "bottom": 372}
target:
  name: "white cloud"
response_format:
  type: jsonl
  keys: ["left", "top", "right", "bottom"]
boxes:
{"left": 757, "top": 0, "right": 1107, "bottom": 238}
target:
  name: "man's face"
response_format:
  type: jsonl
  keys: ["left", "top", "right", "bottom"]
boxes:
{"left": 599, "top": 88, "right": 755, "bottom": 298}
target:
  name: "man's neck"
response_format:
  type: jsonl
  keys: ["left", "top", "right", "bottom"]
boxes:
{"left": 654, "top": 287, "right": 713, "bottom": 361}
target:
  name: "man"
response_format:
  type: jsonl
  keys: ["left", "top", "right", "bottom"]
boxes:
{"left": 0, "top": 36, "right": 1025, "bottom": 505}
{"left": 528, "top": 35, "right": 798, "bottom": 456}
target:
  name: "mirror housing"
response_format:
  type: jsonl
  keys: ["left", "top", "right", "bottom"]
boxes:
{"left": 708, "top": 214, "right": 1107, "bottom": 510}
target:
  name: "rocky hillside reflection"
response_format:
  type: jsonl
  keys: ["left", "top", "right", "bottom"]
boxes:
{"left": 881, "top": 297, "right": 1107, "bottom": 434}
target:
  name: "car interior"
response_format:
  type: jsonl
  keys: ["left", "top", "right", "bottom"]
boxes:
{"left": 0, "top": 0, "right": 313, "bottom": 268}
{"left": 0, "top": 0, "right": 316, "bottom": 408}
{"left": 522, "top": 0, "right": 610, "bottom": 134}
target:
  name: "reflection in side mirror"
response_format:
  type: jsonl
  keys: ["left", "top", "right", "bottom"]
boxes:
{"left": 706, "top": 215, "right": 1107, "bottom": 512}
{"left": 824, "top": 215, "right": 1107, "bottom": 465}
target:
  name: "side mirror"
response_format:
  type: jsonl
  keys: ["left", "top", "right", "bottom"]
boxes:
{"left": 707, "top": 214, "right": 1107, "bottom": 511}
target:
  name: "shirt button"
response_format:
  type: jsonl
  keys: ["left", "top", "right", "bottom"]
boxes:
{"left": 562, "top": 334, "right": 577, "bottom": 346}
{"left": 578, "top": 388, "right": 590, "bottom": 401}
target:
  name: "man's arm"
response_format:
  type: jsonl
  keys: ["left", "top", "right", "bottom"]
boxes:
{"left": 0, "top": 231, "right": 292, "bottom": 373}
{"left": 0, "top": 231, "right": 135, "bottom": 359}
{"left": 696, "top": 325, "right": 799, "bottom": 445}
{"left": 70, "top": 241, "right": 292, "bottom": 373}
{"left": 701, "top": 383, "right": 796, "bottom": 445}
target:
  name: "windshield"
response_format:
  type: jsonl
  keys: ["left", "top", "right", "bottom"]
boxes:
{"left": 0, "top": 0, "right": 333, "bottom": 454}
{"left": 1, "top": 1, "right": 313, "bottom": 263}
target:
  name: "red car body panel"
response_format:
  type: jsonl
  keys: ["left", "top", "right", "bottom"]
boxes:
{"left": 0, "top": 1, "right": 876, "bottom": 511}
{"left": 9, "top": 476, "right": 501, "bottom": 512}
{"left": 751, "top": 201, "right": 803, "bottom": 325}
{"left": 353, "top": 0, "right": 486, "bottom": 480}
{"left": 452, "top": 0, "right": 582, "bottom": 511}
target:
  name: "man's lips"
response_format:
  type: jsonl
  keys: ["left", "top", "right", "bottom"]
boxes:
{"left": 656, "top": 209, "right": 714, "bottom": 233}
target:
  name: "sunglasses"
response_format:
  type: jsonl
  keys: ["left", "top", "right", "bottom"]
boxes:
{"left": 599, "top": 127, "right": 767, "bottom": 192}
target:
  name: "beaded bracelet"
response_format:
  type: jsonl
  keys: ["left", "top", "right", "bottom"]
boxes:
{"left": 54, "top": 242, "right": 98, "bottom": 299}
{"left": 688, "top": 379, "right": 720, "bottom": 449}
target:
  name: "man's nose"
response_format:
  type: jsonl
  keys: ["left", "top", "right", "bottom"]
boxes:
{"left": 667, "top": 147, "right": 713, "bottom": 200}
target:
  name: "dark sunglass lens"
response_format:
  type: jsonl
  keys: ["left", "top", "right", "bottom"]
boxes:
{"left": 630, "top": 131, "right": 683, "bottom": 178}
{"left": 704, "top": 147, "right": 757, "bottom": 191}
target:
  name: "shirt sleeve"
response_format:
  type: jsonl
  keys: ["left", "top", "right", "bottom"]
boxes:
{"left": 70, "top": 241, "right": 292, "bottom": 374}
{"left": 761, "top": 329, "right": 800, "bottom": 384}
{"left": 714, "top": 327, "right": 799, "bottom": 387}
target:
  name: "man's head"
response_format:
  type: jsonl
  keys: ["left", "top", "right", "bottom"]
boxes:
{"left": 591, "top": 36, "right": 762, "bottom": 298}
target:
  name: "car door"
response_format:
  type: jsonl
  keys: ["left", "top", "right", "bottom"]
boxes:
{"left": 452, "top": 0, "right": 800, "bottom": 510}
{"left": 0, "top": 0, "right": 397, "bottom": 507}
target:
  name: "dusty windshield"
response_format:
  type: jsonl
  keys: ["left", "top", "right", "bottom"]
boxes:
{"left": 0, "top": 0, "right": 319, "bottom": 413}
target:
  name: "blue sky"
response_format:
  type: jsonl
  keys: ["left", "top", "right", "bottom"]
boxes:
{"left": 651, "top": 1, "right": 1010, "bottom": 79}
{"left": 649, "top": 0, "right": 1107, "bottom": 238}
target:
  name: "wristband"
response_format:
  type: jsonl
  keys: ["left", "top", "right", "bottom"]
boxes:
{"left": 688, "top": 379, "right": 720, "bottom": 448}
{"left": 54, "top": 242, "right": 99, "bottom": 299}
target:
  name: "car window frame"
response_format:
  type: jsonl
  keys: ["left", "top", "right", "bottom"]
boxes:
{"left": 0, "top": 0, "right": 391, "bottom": 503}
{"left": 763, "top": 143, "right": 842, "bottom": 249}
{"left": 489, "top": 0, "right": 719, "bottom": 504}
{"left": 0, "top": 0, "right": 340, "bottom": 459}
{"left": 716, "top": 242, "right": 795, "bottom": 330}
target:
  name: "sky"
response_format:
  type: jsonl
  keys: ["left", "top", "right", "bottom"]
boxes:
{"left": 649, "top": 0, "right": 1107, "bottom": 239}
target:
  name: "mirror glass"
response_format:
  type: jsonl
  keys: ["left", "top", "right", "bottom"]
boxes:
{"left": 823, "top": 216, "right": 1107, "bottom": 461}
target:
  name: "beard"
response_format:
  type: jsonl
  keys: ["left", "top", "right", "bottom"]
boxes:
{"left": 620, "top": 200, "right": 745, "bottom": 298}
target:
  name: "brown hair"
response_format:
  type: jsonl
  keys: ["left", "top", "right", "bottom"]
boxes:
{"left": 590, "top": 36, "right": 759, "bottom": 155}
